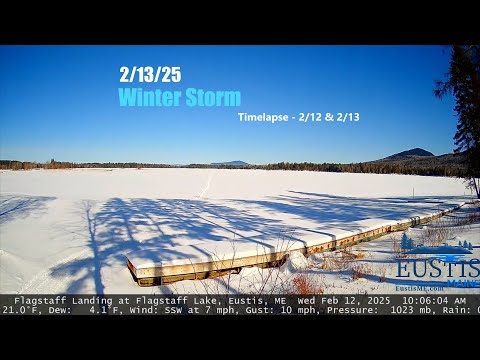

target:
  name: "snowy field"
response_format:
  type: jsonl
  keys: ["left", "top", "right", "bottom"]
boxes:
{"left": 0, "top": 168, "right": 477, "bottom": 294}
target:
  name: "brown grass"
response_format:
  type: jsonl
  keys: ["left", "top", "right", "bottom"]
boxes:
{"left": 421, "top": 207, "right": 480, "bottom": 246}
{"left": 354, "top": 252, "right": 367, "bottom": 259}
{"left": 453, "top": 206, "right": 480, "bottom": 227}
{"left": 377, "top": 265, "right": 387, "bottom": 282}
{"left": 351, "top": 263, "right": 371, "bottom": 281}
{"left": 290, "top": 273, "right": 324, "bottom": 295}
{"left": 419, "top": 218, "right": 453, "bottom": 246}
{"left": 390, "top": 233, "right": 405, "bottom": 259}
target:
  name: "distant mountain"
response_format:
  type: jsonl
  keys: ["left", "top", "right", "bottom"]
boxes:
{"left": 368, "top": 148, "right": 465, "bottom": 169}
{"left": 382, "top": 148, "right": 435, "bottom": 161}
{"left": 210, "top": 160, "right": 249, "bottom": 166}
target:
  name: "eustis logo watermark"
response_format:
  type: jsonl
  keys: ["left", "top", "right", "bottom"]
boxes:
{"left": 396, "top": 234, "right": 480, "bottom": 289}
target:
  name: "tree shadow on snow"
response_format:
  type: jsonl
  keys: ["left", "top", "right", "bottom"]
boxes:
{"left": 47, "top": 192, "right": 466, "bottom": 294}
{"left": 48, "top": 198, "right": 302, "bottom": 293}
{"left": 0, "top": 195, "right": 55, "bottom": 224}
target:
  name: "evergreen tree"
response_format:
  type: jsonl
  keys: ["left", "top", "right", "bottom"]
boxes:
{"left": 435, "top": 45, "right": 480, "bottom": 198}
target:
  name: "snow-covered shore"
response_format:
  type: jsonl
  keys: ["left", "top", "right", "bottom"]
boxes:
{"left": 0, "top": 168, "right": 476, "bottom": 294}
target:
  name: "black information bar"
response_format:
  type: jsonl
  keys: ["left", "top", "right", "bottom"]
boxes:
{"left": 1, "top": 295, "right": 479, "bottom": 315}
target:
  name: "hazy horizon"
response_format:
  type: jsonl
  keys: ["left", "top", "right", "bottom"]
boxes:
{"left": 0, "top": 146, "right": 450, "bottom": 166}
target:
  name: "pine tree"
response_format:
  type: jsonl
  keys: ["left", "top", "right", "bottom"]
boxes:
{"left": 435, "top": 45, "right": 480, "bottom": 198}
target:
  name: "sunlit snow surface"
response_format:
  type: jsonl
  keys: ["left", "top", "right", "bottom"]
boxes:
{"left": 0, "top": 168, "right": 477, "bottom": 294}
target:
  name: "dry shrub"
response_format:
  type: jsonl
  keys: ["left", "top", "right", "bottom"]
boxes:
{"left": 377, "top": 265, "right": 387, "bottom": 282}
{"left": 338, "top": 249, "right": 357, "bottom": 261}
{"left": 390, "top": 233, "right": 404, "bottom": 259}
{"left": 419, "top": 222, "right": 453, "bottom": 246}
{"left": 351, "top": 263, "right": 371, "bottom": 281}
{"left": 467, "top": 210, "right": 480, "bottom": 224}
{"left": 317, "top": 250, "right": 367, "bottom": 271}
{"left": 457, "top": 206, "right": 480, "bottom": 227}
{"left": 318, "top": 250, "right": 357, "bottom": 271}
{"left": 415, "top": 206, "right": 480, "bottom": 248}
{"left": 354, "top": 252, "right": 367, "bottom": 259}
{"left": 290, "top": 273, "right": 324, "bottom": 295}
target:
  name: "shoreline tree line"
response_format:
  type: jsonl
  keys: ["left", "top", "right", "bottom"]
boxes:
{"left": 0, "top": 158, "right": 467, "bottom": 177}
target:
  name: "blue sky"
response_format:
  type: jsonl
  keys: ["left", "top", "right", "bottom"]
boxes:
{"left": 0, "top": 45, "right": 456, "bottom": 164}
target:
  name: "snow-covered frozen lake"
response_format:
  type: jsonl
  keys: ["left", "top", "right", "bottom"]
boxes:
{"left": 0, "top": 168, "right": 474, "bottom": 294}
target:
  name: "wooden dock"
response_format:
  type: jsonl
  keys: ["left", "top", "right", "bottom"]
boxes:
{"left": 126, "top": 202, "right": 467, "bottom": 286}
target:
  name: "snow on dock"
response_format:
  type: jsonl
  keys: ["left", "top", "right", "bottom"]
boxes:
{"left": 0, "top": 168, "right": 472, "bottom": 293}
{"left": 126, "top": 201, "right": 464, "bottom": 285}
